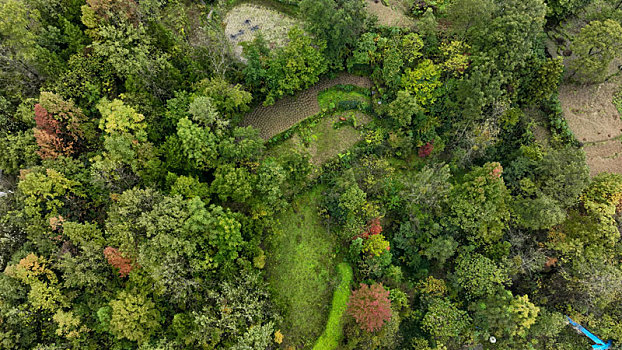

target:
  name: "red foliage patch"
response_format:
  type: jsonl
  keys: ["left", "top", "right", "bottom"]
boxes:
{"left": 103, "top": 247, "right": 135, "bottom": 277}
{"left": 354, "top": 217, "right": 383, "bottom": 240}
{"left": 489, "top": 164, "right": 503, "bottom": 179}
{"left": 33, "top": 93, "right": 85, "bottom": 159}
{"left": 418, "top": 141, "right": 434, "bottom": 158}
{"left": 347, "top": 283, "right": 392, "bottom": 332}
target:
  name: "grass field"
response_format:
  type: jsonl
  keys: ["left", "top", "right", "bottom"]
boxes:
{"left": 313, "top": 262, "right": 353, "bottom": 350}
{"left": 266, "top": 186, "right": 339, "bottom": 348}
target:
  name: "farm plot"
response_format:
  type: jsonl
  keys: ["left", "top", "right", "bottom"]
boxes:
{"left": 224, "top": 3, "right": 297, "bottom": 59}
{"left": 559, "top": 79, "right": 622, "bottom": 176}
{"left": 241, "top": 73, "right": 372, "bottom": 139}
{"left": 268, "top": 111, "right": 372, "bottom": 173}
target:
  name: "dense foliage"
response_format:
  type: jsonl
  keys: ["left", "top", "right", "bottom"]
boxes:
{"left": 2, "top": 0, "right": 622, "bottom": 349}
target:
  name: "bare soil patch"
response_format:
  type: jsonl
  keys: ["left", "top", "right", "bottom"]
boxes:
{"left": 559, "top": 79, "right": 622, "bottom": 176}
{"left": 559, "top": 82, "right": 622, "bottom": 143}
{"left": 240, "top": 73, "right": 372, "bottom": 139}
{"left": 224, "top": 3, "right": 297, "bottom": 59}
{"left": 365, "top": 0, "right": 414, "bottom": 28}
{"left": 583, "top": 139, "right": 622, "bottom": 176}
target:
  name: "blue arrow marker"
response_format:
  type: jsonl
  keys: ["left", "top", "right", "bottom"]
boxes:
{"left": 566, "top": 316, "right": 613, "bottom": 350}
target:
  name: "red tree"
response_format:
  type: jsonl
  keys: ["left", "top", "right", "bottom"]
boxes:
{"left": 347, "top": 283, "right": 392, "bottom": 332}
{"left": 33, "top": 92, "right": 85, "bottom": 159}
{"left": 418, "top": 141, "right": 434, "bottom": 158}
{"left": 354, "top": 217, "right": 383, "bottom": 240}
{"left": 104, "top": 247, "right": 135, "bottom": 277}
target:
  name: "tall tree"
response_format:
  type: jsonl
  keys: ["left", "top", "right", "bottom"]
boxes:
{"left": 300, "top": 0, "right": 368, "bottom": 69}
{"left": 570, "top": 19, "right": 622, "bottom": 83}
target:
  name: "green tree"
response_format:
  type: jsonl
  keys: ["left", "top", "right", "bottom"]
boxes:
{"left": 93, "top": 98, "right": 161, "bottom": 190}
{"left": 468, "top": 0, "right": 546, "bottom": 74}
{"left": 109, "top": 290, "right": 160, "bottom": 343}
{"left": 194, "top": 77, "right": 252, "bottom": 118}
{"left": 387, "top": 90, "right": 421, "bottom": 128}
{"left": 18, "top": 168, "right": 83, "bottom": 221}
{"left": 453, "top": 253, "right": 509, "bottom": 299}
{"left": 245, "top": 27, "right": 327, "bottom": 105}
{"left": 446, "top": 0, "right": 495, "bottom": 37}
{"left": 167, "top": 174, "right": 210, "bottom": 201}
{"left": 520, "top": 57, "right": 564, "bottom": 104}
{"left": 265, "top": 27, "right": 328, "bottom": 105}
{"left": 512, "top": 194, "right": 566, "bottom": 230}
{"left": 300, "top": 0, "right": 368, "bottom": 69}
{"left": 176, "top": 117, "right": 218, "bottom": 171}
{"left": 449, "top": 162, "right": 510, "bottom": 244}
{"left": 422, "top": 298, "right": 471, "bottom": 343}
{"left": 0, "top": 0, "right": 57, "bottom": 99}
{"left": 400, "top": 59, "right": 442, "bottom": 108}
{"left": 0, "top": 130, "right": 39, "bottom": 174}
{"left": 218, "top": 126, "right": 265, "bottom": 163}
{"left": 470, "top": 290, "right": 539, "bottom": 342}
{"left": 535, "top": 147, "right": 590, "bottom": 209}
{"left": 401, "top": 33, "right": 424, "bottom": 64}
{"left": 570, "top": 19, "right": 622, "bottom": 83}
{"left": 210, "top": 164, "right": 253, "bottom": 203}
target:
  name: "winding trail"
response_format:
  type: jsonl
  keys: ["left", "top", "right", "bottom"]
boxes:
{"left": 240, "top": 73, "right": 372, "bottom": 139}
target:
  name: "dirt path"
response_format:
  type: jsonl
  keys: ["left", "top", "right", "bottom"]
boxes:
{"left": 240, "top": 73, "right": 372, "bottom": 139}
{"left": 559, "top": 81, "right": 622, "bottom": 176}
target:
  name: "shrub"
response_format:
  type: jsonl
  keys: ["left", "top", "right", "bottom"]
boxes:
{"left": 347, "top": 283, "right": 391, "bottom": 332}
{"left": 362, "top": 234, "right": 390, "bottom": 257}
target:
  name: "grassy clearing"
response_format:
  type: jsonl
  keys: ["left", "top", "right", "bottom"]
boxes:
{"left": 365, "top": 0, "right": 414, "bottom": 28}
{"left": 266, "top": 186, "right": 338, "bottom": 348}
{"left": 265, "top": 112, "right": 371, "bottom": 173}
{"left": 317, "top": 86, "right": 370, "bottom": 111}
{"left": 311, "top": 112, "right": 371, "bottom": 166}
{"left": 313, "top": 262, "right": 353, "bottom": 350}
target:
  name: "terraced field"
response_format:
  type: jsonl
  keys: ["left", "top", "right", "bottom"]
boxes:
{"left": 241, "top": 73, "right": 372, "bottom": 139}
{"left": 559, "top": 80, "right": 622, "bottom": 176}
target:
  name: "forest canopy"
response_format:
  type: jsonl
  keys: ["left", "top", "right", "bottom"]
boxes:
{"left": 1, "top": 0, "right": 622, "bottom": 349}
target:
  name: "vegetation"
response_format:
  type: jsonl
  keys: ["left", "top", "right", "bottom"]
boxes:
{"left": 2, "top": 0, "right": 622, "bottom": 349}
{"left": 266, "top": 187, "right": 337, "bottom": 347}
{"left": 313, "top": 262, "right": 353, "bottom": 350}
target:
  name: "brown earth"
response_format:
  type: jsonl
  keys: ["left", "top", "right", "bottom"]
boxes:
{"left": 240, "top": 73, "right": 372, "bottom": 139}
{"left": 558, "top": 80, "right": 622, "bottom": 176}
